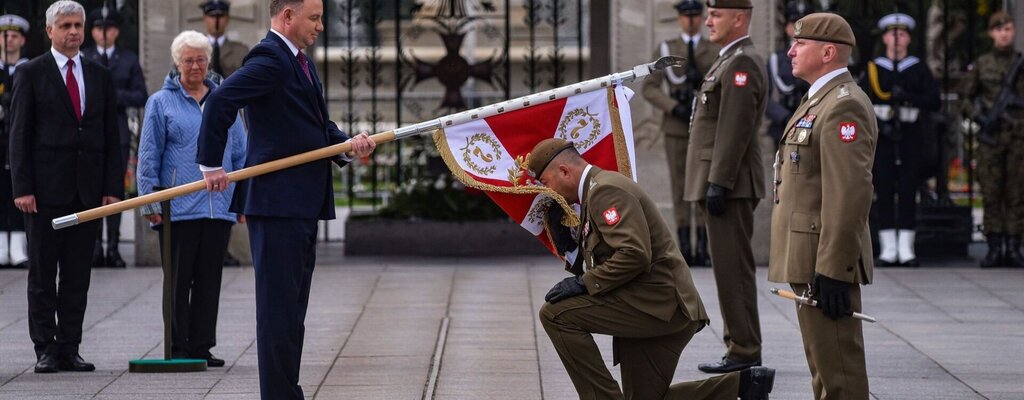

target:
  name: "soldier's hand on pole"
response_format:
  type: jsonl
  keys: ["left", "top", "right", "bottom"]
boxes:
{"left": 203, "top": 168, "right": 230, "bottom": 192}
{"left": 545, "top": 276, "right": 586, "bottom": 304}
{"left": 705, "top": 183, "right": 728, "bottom": 216}
{"left": 671, "top": 103, "right": 690, "bottom": 119}
{"left": 813, "top": 273, "right": 852, "bottom": 320}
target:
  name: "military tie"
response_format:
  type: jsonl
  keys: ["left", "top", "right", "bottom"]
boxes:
{"left": 687, "top": 39, "right": 696, "bottom": 69}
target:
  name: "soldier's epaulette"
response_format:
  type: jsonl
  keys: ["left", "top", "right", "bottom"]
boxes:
{"left": 838, "top": 85, "right": 850, "bottom": 99}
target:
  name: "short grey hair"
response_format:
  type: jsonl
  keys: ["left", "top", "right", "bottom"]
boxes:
{"left": 171, "top": 30, "right": 213, "bottom": 64}
{"left": 45, "top": 1, "right": 85, "bottom": 27}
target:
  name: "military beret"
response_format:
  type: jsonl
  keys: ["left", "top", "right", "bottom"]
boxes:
{"left": 88, "top": 7, "right": 122, "bottom": 28}
{"left": 527, "top": 138, "right": 576, "bottom": 179}
{"left": 0, "top": 14, "right": 29, "bottom": 34}
{"left": 786, "top": 1, "right": 810, "bottom": 22}
{"left": 201, "top": 0, "right": 231, "bottom": 16}
{"left": 793, "top": 12, "right": 856, "bottom": 47}
{"left": 989, "top": 11, "right": 1013, "bottom": 30}
{"left": 878, "top": 13, "right": 915, "bottom": 32}
{"left": 674, "top": 0, "right": 704, "bottom": 16}
{"left": 706, "top": 0, "right": 752, "bottom": 9}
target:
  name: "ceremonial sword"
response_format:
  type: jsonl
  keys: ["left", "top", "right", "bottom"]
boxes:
{"left": 770, "top": 287, "right": 877, "bottom": 323}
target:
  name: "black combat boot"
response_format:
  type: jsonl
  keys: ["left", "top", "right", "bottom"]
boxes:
{"left": 1005, "top": 235, "right": 1024, "bottom": 268}
{"left": 677, "top": 226, "right": 693, "bottom": 265}
{"left": 694, "top": 227, "right": 711, "bottom": 267}
{"left": 980, "top": 233, "right": 1004, "bottom": 268}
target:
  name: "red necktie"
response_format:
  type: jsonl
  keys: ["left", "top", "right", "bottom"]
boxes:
{"left": 65, "top": 59, "right": 81, "bottom": 122}
{"left": 297, "top": 51, "right": 313, "bottom": 84}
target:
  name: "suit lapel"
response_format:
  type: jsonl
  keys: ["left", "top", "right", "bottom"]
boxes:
{"left": 266, "top": 33, "right": 325, "bottom": 124}
{"left": 82, "top": 61, "right": 101, "bottom": 120}
{"left": 42, "top": 52, "right": 78, "bottom": 122}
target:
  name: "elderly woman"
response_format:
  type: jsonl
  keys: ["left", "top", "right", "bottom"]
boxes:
{"left": 137, "top": 30, "right": 246, "bottom": 367}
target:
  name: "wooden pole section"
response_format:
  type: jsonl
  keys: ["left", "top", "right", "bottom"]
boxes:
{"left": 52, "top": 131, "right": 397, "bottom": 230}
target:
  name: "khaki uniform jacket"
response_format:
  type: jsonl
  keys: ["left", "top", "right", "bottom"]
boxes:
{"left": 642, "top": 36, "right": 720, "bottom": 137}
{"left": 218, "top": 40, "right": 250, "bottom": 78}
{"left": 575, "top": 168, "right": 709, "bottom": 323}
{"left": 768, "top": 71, "right": 876, "bottom": 284}
{"left": 684, "top": 37, "right": 766, "bottom": 200}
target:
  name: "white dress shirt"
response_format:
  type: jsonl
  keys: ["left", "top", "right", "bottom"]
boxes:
{"left": 807, "top": 67, "right": 849, "bottom": 98}
{"left": 51, "top": 47, "right": 85, "bottom": 114}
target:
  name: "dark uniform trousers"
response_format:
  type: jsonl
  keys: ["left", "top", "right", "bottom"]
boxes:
{"left": 872, "top": 129, "right": 923, "bottom": 229}
{"left": 540, "top": 295, "right": 740, "bottom": 400}
{"left": 791, "top": 283, "right": 868, "bottom": 400}
{"left": 702, "top": 198, "right": 762, "bottom": 362}
{"left": 26, "top": 198, "right": 99, "bottom": 358}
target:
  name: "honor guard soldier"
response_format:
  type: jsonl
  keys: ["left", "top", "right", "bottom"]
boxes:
{"left": 642, "top": 0, "right": 719, "bottom": 266}
{"left": 0, "top": 14, "right": 30, "bottom": 268}
{"left": 83, "top": 5, "right": 148, "bottom": 268}
{"left": 765, "top": 1, "right": 811, "bottom": 147}
{"left": 202, "top": 0, "right": 249, "bottom": 78}
{"left": 858, "top": 13, "right": 939, "bottom": 267}
{"left": 532, "top": 138, "right": 776, "bottom": 400}
{"left": 960, "top": 12, "right": 1024, "bottom": 268}
{"left": 684, "top": 0, "right": 767, "bottom": 374}
{"left": 770, "top": 13, "right": 876, "bottom": 399}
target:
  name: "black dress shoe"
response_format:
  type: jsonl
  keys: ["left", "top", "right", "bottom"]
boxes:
{"left": 698, "top": 356, "right": 761, "bottom": 373}
{"left": 58, "top": 354, "right": 96, "bottom": 372}
{"left": 204, "top": 356, "right": 225, "bottom": 367}
{"left": 105, "top": 249, "right": 127, "bottom": 268}
{"left": 739, "top": 366, "right": 775, "bottom": 400}
{"left": 34, "top": 354, "right": 59, "bottom": 373}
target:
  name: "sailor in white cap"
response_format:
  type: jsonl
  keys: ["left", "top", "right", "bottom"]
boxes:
{"left": 857, "top": 12, "right": 940, "bottom": 267}
{"left": 0, "top": 14, "right": 29, "bottom": 75}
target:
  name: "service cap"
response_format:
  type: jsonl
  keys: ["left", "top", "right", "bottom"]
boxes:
{"left": 706, "top": 0, "right": 752, "bottom": 9}
{"left": 88, "top": 7, "right": 122, "bottom": 28}
{"left": 878, "top": 13, "right": 915, "bottom": 32}
{"left": 201, "top": 0, "right": 231, "bottom": 16}
{"left": 675, "top": 0, "right": 704, "bottom": 16}
{"left": 989, "top": 11, "right": 1013, "bottom": 30}
{"left": 786, "top": 1, "right": 811, "bottom": 22}
{"left": 0, "top": 14, "right": 28, "bottom": 34}
{"left": 527, "top": 138, "right": 576, "bottom": 179}
{"left": 793, "top": 12, "right": 857, "bottom": 47}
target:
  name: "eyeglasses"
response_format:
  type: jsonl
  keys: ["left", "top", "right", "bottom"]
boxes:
{"left": 180, "top": 57, "right": 209, "bottom": 68}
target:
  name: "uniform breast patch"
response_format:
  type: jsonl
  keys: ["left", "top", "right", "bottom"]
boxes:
{"left": 796, "top": 114, "right": 816, "bottom": 129}
{"left": 734, "top": 72, "right": 748, "bottom": 87}
{"left": 839, "top": 122, "right": 858, "bottom": 143}
{"left": 602, "top": 207, "right": 620, "bottom": 225}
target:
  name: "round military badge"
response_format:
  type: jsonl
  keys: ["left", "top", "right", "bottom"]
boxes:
{"left": 797, "top": 129, "right": 808, "bottom": 142}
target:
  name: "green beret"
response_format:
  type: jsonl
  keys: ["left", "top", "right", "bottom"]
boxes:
{"left": 706, "top": 0, "right": 752, "bottom": 9}
{"left": 793, "top": 12, "right": 857, "bottom": 47}
{"left": 527, "top": 138, "right": 575, "bottom": 179}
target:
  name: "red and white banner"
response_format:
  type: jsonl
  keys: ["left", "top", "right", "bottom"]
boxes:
{"left": 434, "top": 86, "right": 637, "bottom": 255}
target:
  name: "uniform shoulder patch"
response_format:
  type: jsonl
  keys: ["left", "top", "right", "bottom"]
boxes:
{"left": 839, "top": 122, "right": 858, "bottom": 143}
{"left": 734, "top": 72, "right": 748, "bottom": 87}
{"left": 838, "top": 85, "right": 850, "bottom": 99}
{"left": 602, "top": 207, "right": 620, "bottom": 225}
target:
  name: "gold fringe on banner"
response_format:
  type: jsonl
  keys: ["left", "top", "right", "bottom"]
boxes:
{"left": 606, "top": 86, "right": 633, "bottom": 178}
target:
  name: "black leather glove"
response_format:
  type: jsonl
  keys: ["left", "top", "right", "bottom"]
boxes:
{"left": 671, "top": 103, "right": 690, "bottom": 119}
{"left": 705, "top": 183, "right": 727, "bottom": 217}
{"left": 890, "top": 85, "right": 907, "bottom": 103}
{"left": 813, "top": 273, "right": 852, "bottom": 320}
{"left": 546, "top": 205, "right": 576, "bottom": 256}
{"left": 545, "top": 276, "right": 587, "bottom": 304}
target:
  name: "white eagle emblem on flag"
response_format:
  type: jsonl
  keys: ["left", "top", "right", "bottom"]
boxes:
{"left": 839, "top": 122, "right": 857, "bottom": 143}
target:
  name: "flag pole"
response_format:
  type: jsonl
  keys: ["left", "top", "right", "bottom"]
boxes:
{"left": 52, "top": 56, "right": 685, "bottom": 230}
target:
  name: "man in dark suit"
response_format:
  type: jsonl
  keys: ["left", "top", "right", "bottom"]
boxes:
{"left": 82, "top": 5, "right": 147, "bottom": 268}
{"left": 9, "top": 1, "right": 122, "bottom": 373}
{"left": 197, "top": 0, "right": 375, "bottom": 397}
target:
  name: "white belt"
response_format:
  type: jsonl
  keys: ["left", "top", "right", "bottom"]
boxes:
{"left": 873, "top": 104, "right": 920, "bottom": 123}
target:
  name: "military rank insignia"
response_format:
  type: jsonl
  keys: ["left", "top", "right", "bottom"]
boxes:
{"left": 602, "top": 207, "right": 620, "bottom": 225}
{"left": 839, "top": 122, "right": 858, "bottom": 143}
{"left": 795, "top": 114, "right": 816, "bottom": 129}
{"left": 734, "top": 72, "right": 748, "bottom": 87}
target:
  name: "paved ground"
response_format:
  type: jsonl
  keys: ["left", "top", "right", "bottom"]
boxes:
{"left": 1, "top": 248, "right": 1022, "bottom": 400}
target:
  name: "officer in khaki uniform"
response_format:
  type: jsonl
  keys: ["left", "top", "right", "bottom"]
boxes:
{"left": 201, "top": 0, "right": 249, "bottom": 78}
{"left": 532, "top": 138, "right": 774, "bottom": 400}
{"left": 769, "top": 13, "right": 876, "bottom": 400}
{"left": 642, "top": 0, "right": 720, "bottom": 266}
{"left": 683, "top": 0, "right": 766, "bottom": 373}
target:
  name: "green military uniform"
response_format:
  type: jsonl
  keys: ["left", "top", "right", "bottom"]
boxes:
{"left": 768, "top": 13, "right": 876, "bottom": 400}
{"left": 217, "top": 39, "right": 249, "bottom": 78}
{"left": 642, "top": 33, "right": 720, "bottom": 231}
{"left": 540, "top": 166, "right": 745, "bottom": 399}
{"left": 683, "top": 35, "right": 766, "bottom": 364}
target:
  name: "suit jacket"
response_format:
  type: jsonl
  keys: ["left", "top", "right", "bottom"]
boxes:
{"left": 641, "top": 35, "right": 720, "bottom": 137}
{"left": 198, "top": 32, "right": 349, "bottom": 220}
{"left": 684, "top": 37, "right": 767, "bottom": 200}
{"left": 768, "top": 71, "right": 876, "bottom": 285}
{"left": 218, "top": 40, "right": 250, "bottom": 78}
{"left": 576, "top": 167, "right": 709, "bottom": 323}
{"left": 8, "top": 51, "right": 122, "bottom": 207}
{"left": 81, "top": 47, "right": 148, "bottom": 146}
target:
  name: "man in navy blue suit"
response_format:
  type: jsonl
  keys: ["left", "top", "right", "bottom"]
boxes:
{"left": 196, "top": 0, "right": 375, "bottom": 397}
